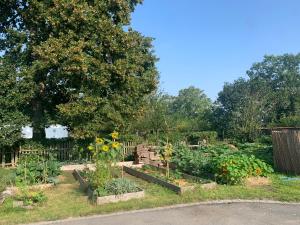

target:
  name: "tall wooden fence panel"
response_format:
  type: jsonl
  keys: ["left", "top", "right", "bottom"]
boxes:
{"left": 272, "top": 128, "right": 300, "bottom": 174}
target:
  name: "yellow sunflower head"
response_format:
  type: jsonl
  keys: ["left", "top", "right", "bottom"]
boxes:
{"left": 101, "top": 145, "right": 109, "bottom": 152}
{"left": 111, "top": 142, "right": 120, "bottom": 149}
{"left": 111, "top": 131, "right": 119, "bottom": 139}
{"left": 96, "top": 137, "right": 104, "bottom": 144}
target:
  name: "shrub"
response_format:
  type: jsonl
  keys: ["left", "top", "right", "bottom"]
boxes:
{"left": 16, "top": 155, "right": 61, "bottom": 185}
{"left": 105, "top": 178, "right": 139, "bottom": 195}
{"left": 186, "top": 131, "right": 218, "bottom": 144}
{"left": 255, "top": 135, "right": 272, "bottom": 145}
{"left": 213, "top": 154, "right": 274, "bottom": 185}
{"left": 171, "top": 144, "right": 234, "bottom": 178}
{"left": 171, "top": 144, "right": 213, "bottom": 178}
{"left": 236, "top": 142, "right": 273, "bottom": 165}
{"left": 95, "top": 178, "right": 139, "bottom": 197}
{"left": 15, "top": 187, "right": 47, "bottom": 206}
{"left": 276, "top": 115, "right": 300, "bottom": 127}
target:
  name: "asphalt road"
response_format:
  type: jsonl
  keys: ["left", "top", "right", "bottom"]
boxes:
{"left": 32, "top": 202, "right": 300, "bottom": 225}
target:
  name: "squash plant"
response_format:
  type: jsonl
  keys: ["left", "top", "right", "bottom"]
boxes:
{"left": 16, "top": 155, "right": 61, "bottom": 185}
{"left": 213, "top": 154, "right": 274, "bottom": 185}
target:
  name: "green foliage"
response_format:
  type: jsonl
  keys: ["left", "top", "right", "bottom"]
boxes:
{"left": 89, "top": 163, "right": 112, "bottom": 189}
{"left": 0, "top": 168, "right": 15, "bottom": 192}
{"left": 213, "top": 154, "right": 274, "bottom": 185}
{"left": 236, "top": 142, "right": 273, "bottom": 165}
{"left": 104, "top": 178, "right": 139, "bottom": 196}
{"left": 171, "top": 86, "right": 212, "bottom": 120}
{"left": 172, "top": 142, "right": 274, "bottom": 183}
{"left": 16, "top": 155, "right": 61, "bottom": 185}
{"left": 214, "top": 54, "right": 300, "bottom": 141}
{"left": 88, "top": 134, "right": 122, "bottom": 163}
{"left": 1, "top": 0, "right": 158, "bottom": 140}
{"left": 87, "top": 133, "right": 123, "bottom": 188}
{"left": 255, "top": 135, "right": 272, "bottom": 145}
{"left": 276, "top": 115, "right": 300, "bottom": 127}
{"left": 159, "top": 143, "right": 173, "bottom": 178}
{"left": 171, "top": 144, "right": 216, "bottom": 178}
{"left": 0, "top": 58, "right": 34, "bottom": 147}
{"left": 127, "top": 87, "right": 213, "bottom": 143}
{"left": 15, "top": 187, "right": 47, "bottom": 206}
{"left": 186, "top": 131, "right": 218, "bottom": 144}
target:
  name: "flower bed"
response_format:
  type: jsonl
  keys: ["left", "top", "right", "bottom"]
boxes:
{"left": 73, "top": 169, "right": 144, "bottom": 205}
{"left": 124, "top": 165, "right": 216, "bottom": 194}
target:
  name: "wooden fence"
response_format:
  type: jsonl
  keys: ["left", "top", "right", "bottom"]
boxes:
{"left": 1, "top": 141, "right": 202, "bottom": 168}
{"left": 1, "top": 141, "right": 139, "bottom": 167}
{"left": 272, "top": 127, "right": 300, "bottom": 174}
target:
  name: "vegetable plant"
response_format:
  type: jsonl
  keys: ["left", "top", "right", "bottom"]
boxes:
{"left": 213, "top": 154, "right": 274, "bottom": 185}
{"left": 16, "top": 155, "right": 61, "bottom": 185}
{"left": 160, "top": 143, "right": 173, "bottom": 178}
{"left": 87, "top": 132, "right": 123, "bottom": 188}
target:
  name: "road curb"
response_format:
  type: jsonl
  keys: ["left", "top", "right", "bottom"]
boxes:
{"left": 25, "top": 199, "right": 300, "bottom": 225}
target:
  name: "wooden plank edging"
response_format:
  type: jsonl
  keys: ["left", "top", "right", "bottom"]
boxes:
{"left": 124, "top": 166, "right": 188, "bottom": 194}
{"left": 73, "top": 169, "right": 145, "bottom": 205}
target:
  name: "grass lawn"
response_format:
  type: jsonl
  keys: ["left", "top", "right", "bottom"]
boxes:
{"left": 0, "top": 168, "right": 15, "bottom": 192}
{"left": 0, "top": 171, "right": 299, "bottom": 225}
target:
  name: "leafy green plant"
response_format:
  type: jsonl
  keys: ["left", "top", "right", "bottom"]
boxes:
{"left": 236, "top": 142, "right": 273, "bottom": 165}
{"left": 16, "top": 155, "right": 61, "bottom": 185}
{"left": 104, "top": 178, "right": 139, "bottom": 196}
{"left": 87, "top": 132, "right": 123, "bottom": 188}
{"left": 15, "top": 187, "right": 47, "bottom": 206}
{"left": 171, "top": 144, "right": 233, "bottom": 178}
{"left": 213, "top": 154, "right": 274, "bottom": 185}
{"left": 186, "top": 131, "right": 218, "bottom": 144}
{"left": 159, "top": 143, "right": 173, "bottom": 178}
{"left": 0, "top": 168, "right": 15, "bottom": 192}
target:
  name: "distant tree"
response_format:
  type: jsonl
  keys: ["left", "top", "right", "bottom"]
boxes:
{"left": 129, "top": 93, "right": 174, "bottom": 139}
{"left": 171, "top": 86, "right": 211, "bottom": 118}
{"left": 214, "top": 54, "right": 300, "bottom": 141}
{"left": 215, "top": 79, "right": 265, "bottom": 141}
{"left": 127, "top": 87, "right": 213, "bottom": 142}
{"left": 0, "top": 0, "right": 158, "bottom": 140}
{"left": 247, "top": 54, "right": 300, "bottom": 123}
{"left": 171, "top": 86, "right": 212, "bottom": 131}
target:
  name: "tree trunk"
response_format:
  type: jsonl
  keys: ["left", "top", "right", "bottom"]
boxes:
{"left": 32, "top": 99, "right": 46, "bottom": 140}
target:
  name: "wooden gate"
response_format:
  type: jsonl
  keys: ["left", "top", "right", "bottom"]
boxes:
{"left": 272, "top": 128, "right": 300, "bottom": 174}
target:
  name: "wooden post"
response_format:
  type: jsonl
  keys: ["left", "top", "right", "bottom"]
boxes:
{"left": 11, "top": 150, "right": 14, "bottom": 167}
{"left": 2, "top": 151, "right": 5, "bottom": 168}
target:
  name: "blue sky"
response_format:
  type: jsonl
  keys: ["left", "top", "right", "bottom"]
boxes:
{"left": 131, "top": 0, "right": 300, "bottom": 100}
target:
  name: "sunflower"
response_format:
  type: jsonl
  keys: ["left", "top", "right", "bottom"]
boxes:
{"left": 96, "top": 137, "right": 104, "bottom": 144}
{"left": 111, "top": 131, "right": 119, "bottom": 139}
{"left": 101, "top": 145, "right": 109, "bottom": 152}
{"left": 112, "top": 142, "right": 120, "bottom": 149}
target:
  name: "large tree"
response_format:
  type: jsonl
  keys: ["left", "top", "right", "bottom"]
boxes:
{"left": 170, "top": 86, "right": 212, "bottom": 131}
{"left": 0, "top": 57, "right": 33, "bottom": 148}
{"left": 247, "top": 54, "right": 300, "bottom": 123}
{"left": 214, "top": 54, "right": 300, "bottom": 141}
{"left": 0, "top": 0, "right": 158, "bottom": 140}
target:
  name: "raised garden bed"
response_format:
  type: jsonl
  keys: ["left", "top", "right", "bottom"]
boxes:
{"left": 124, "top": 165, "right": 216, "bottom": 194}
{"left": 72, "top": 169, "right": 89, "bottom": 192}
{"left": 72, "top": 169, "right": 145, "bottom": 205}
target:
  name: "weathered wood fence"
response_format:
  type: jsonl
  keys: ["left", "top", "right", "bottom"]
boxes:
{"left": 1, "top": 141, "right": 202, "bottom": 168}
{"left": 272, "top": 127, "right": 300, "bottom": 174}
{"left": 1, "top": 141, "right": 140, "bottom": 167}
